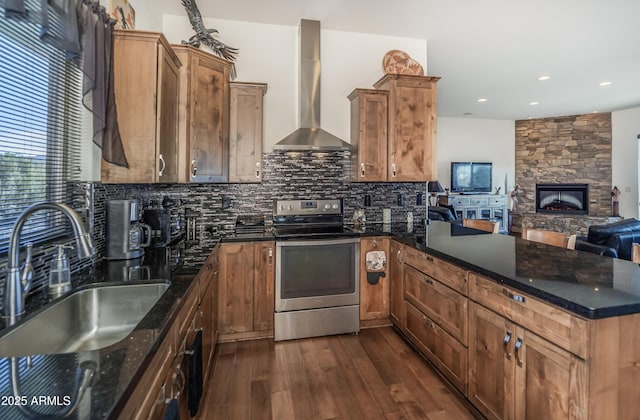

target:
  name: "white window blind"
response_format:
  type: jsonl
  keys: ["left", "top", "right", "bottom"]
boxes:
{"left": 0, "top": 1, "right": 83, "bottom": 254}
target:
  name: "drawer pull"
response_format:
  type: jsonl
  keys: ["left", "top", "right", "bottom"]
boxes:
{"left": 515, "top": 336, "right": 524, "bottom": 367}
{"left": 423, "top": 277, "right": 434, "bottom": 286}
{"left": 502, "top": 288, "right": 526, "bottom": 303}
{"left": 503, "top": 331, "right": 512, "bottom": 360}
{"left": 424, "top": 255, "right": 434, "bottom": 262}
{"left": 422, "top": 314, "right": 435, "bottom": 330}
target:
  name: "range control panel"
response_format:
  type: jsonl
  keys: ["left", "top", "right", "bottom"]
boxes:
{"left": 273, "top": 199, "right": 342, "bottom": 217}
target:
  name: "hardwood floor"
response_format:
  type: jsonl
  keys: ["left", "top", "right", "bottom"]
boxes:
{"left": 200, "top": 327, "right": 477, "bottom": 419}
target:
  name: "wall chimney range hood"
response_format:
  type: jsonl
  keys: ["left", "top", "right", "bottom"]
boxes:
{"left": 273, "top": 19, "right": 351, "bottom": 151}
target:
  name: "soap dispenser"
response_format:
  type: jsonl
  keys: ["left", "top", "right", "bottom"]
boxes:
{"left": 49, "top": 245, "right": 71, "bottom": 298}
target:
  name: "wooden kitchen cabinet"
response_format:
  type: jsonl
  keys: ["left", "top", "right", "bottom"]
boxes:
{"left": 199, "top": 244, "right": 219, "bottom": 378}
{"left": 389, "top": 240, "right": 405, "bottom": 330}
{"left": 173, "top": 45, "right": 232, "bottom": 183}
{"left": 119, "top": 248, "right": 218, "bottom": 419}
{"left": 468, "top": 302, "right": 588, "bottom": 420}
{"left": 373, "top": 74, "right": 440, "bottom": 182}
{"left": 218, "top": 241, "right": 275, "bottom": 340}
{"left": 229, "top": 82, "right": 267, "bottom": 183}
{"left": 348, "top": 89, "right": 388, "bottom": 182}
{"left": 401, "top": 247, "right": 469, "bottom": 394}
{"left": 102, "top": 30, "right": 181, "bottom": 183}
{"left": 359, "top": 237, "right": 390, "bottom": 321}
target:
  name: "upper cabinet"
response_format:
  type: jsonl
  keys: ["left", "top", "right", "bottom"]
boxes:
{"left": 173, "top": 45, "right": 232, "bottom": 183}
{"left": 351, "top": 74, "right": 440, "bottom": 182}
{"left": 102, "top": 30, "right": 181, "bottom": 184}
{"left": 348, "top": 89, "right": 388, "bottom": 182}
{"left": 229, "top": 82, "right": 267, "bottom": 183}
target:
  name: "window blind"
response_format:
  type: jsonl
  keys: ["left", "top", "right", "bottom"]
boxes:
{"left": 0, "top": 1, "right": 83, "bottom": 254}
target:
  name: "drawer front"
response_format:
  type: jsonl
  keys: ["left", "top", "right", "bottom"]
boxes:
{"left": 405, "top": 302, "right": 467, "bottom": 394}
{"left": 404, "top": 264, "right": 468, "bottom": 343}
{"left": 403, "top": 246, "right": 468, "bottom": 294}
{"left": 468, "top": 272, "right": 590, "bottom": 359}
{"left": 449, "top": 196, "right": 469, "bottom": 207}
{"left": 469, "top": 197, "right": 488, "bottom": 206}
{"left": 488, "top": 196, "right": 506, "bottom": 206}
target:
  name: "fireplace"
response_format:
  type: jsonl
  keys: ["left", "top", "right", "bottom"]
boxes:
{"left": 536, "top": 184, "right": 588, "bottom": 215}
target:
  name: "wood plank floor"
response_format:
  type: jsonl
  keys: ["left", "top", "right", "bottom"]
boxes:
{"left": 199, "top": 327, "right": 478, "bottom": 419}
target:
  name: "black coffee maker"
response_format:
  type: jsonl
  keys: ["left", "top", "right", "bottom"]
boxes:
{"left": 106, "top": 199, "right": 151, "bottom": 260}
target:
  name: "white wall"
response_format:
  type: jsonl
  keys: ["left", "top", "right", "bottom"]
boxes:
{"left": 612, "top": 106, "right": 640, "bottom": 219}
{"left": 161, "top": 15, "right": 427, "bottom": 151}
{"left": 437, "top": 117, "right": 516, "bottom": 195}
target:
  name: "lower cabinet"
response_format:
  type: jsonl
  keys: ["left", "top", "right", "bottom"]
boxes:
{"left": 218, "top": 241, "right": 274, "bottom": 340}
{"left": 120, "top": 246, "right": 219, "bottom": 419}
{"left": 405, "top": 301, "right": 467, "bottom": 394}
{"left": 468, "top": 302, "right": 588, "bottom": 420}
{"left": 388, "top": 240, "right": 405, "bottom": 330}
{"left": 359, "top": 237, "right": 390, "bottom": 321}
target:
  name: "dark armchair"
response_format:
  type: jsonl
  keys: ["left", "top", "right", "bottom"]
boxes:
{"left": 575, "top": 218, "right": 640, "bottom": 260}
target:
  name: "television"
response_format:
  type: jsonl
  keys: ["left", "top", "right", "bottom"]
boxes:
{"left": 450, "top": 162, "right": 492, "bottom": 193}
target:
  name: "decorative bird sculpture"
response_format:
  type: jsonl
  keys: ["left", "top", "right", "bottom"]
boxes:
{"left": 180, "top": 0, "right": 239, "bottom": 62}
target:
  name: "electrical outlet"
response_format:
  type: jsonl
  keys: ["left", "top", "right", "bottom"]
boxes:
{"left": 416, "top": 193, "right": 424, "bottom": 205}
{"left": 364, "top": 194, "right": 371, "bottom": 207}
{"left": 396, "top": 193, "right": 404, "bottom": 206}
{"left": 222, "top": 196, "right": 232, "bottom": 209}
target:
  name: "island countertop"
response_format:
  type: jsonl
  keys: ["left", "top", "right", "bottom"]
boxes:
{"left": 359, "top": 220, "right": 640, "bottom": 319}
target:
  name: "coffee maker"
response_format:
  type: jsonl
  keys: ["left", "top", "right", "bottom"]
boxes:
{"left": 106, "top": 199, "right": 151, "bottom": 260}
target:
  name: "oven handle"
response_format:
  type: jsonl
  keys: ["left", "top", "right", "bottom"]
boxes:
{"left": 275, "top": 237, "right": 360, "bottom": 247}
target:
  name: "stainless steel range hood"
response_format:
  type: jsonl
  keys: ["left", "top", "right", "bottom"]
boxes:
{"left": 273, "top": 19, "right": 351, "bottom": 151}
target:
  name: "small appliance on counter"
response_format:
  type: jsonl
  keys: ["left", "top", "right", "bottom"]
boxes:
{"left": 143, "top": 207, "right": 184, "bottom": 247}
{"left": 106, "top": 199, "right": 151, "bottom": 260}
{"left": 235, "top": 215, "right": 266, "bottom": 236}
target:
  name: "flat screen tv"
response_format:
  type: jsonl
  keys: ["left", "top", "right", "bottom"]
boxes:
{"left": 450, "top": 162, "right": 492, "bottom": 193}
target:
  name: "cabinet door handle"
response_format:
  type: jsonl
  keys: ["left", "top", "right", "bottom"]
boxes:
{"left": 158, "top": 154, "right": 166, "bottom": 176}
{"left": 268, "top": 247, "right": 273, "bottom": 266}
{"left": 396, "top": 249, "right": 402, "bottom": 262}
{"left": 191, "top": 159, "right": 198, "bottom": 177}
{"left": 360, "top": 162, "right": 365, "bottom": 177}
{"left": 515, "top": 336, "right": 524, "bottom": 367}
{"left": 422, "top": 276, "right": 434, "bottom": 286}
{"left": 391, "top": 162, "right": 397, "bottom": 177}
{"left": 502, "top": 288, "right": 526, "bottom": 303}
{"left": 503, "top": 330, "right": 512, "bottom": 360}
{"left": 256, "top": 162, "right": 261, "bottom": 178}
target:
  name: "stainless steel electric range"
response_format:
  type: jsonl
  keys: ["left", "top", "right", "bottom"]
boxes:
{"left": 272, "top": 198, "right": 360, "bottom": 341}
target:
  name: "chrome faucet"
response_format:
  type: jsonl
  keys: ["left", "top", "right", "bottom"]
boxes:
{"left": 3, "top": 203, "right": 95, "bottom": 325}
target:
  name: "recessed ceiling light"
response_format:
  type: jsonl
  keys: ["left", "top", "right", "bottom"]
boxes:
{"left": 477, "top": 98, "right": 488, "bottom": 103}
{"left": 463, "top": 112, "right": 474, "bottom": 116}
{"left": 538, "top": 75, "right": 551, "bottom": 81}
{"left": 599, "top": 81, "right": 612, "bottom": 86}
{"left": 529, "top": 101, "right": 539, "bottom": 106}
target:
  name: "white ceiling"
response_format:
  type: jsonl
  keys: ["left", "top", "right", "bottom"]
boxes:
{"left": 156, "top": 0, "right": 640, "bottom": 120}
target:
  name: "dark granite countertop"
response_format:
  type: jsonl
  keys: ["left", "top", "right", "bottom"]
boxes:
{"left": 360, "top": 221, "right": 640, "bottom": 319}
{"left": 0, "top": 243, "right": 210, "bottom": 420}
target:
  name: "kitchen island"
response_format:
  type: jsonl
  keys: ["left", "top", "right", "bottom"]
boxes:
{"left": 359, "top": 221, "right": 640, "bottom": 420}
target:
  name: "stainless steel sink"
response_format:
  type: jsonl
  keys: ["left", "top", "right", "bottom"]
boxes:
{"left": 0, "top": 281, "right": 170, "bottom": 357}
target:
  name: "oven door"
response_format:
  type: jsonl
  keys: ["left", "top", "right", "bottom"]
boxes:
{"left": 275, "top": 237, "right": 360, "bottom": 312}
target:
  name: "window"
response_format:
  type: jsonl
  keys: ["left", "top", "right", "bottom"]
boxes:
{"left": 0, "top": 2, "right": 83, "bottom": 254}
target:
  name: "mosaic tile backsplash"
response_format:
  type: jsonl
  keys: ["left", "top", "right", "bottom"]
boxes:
{"left": 92, "top": 151, "right": 427, "bottom": 265}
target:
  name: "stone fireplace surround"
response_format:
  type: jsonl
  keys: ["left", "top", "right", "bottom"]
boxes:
{"left": 514, "top": 113, "right": 613, "bottom": 236}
